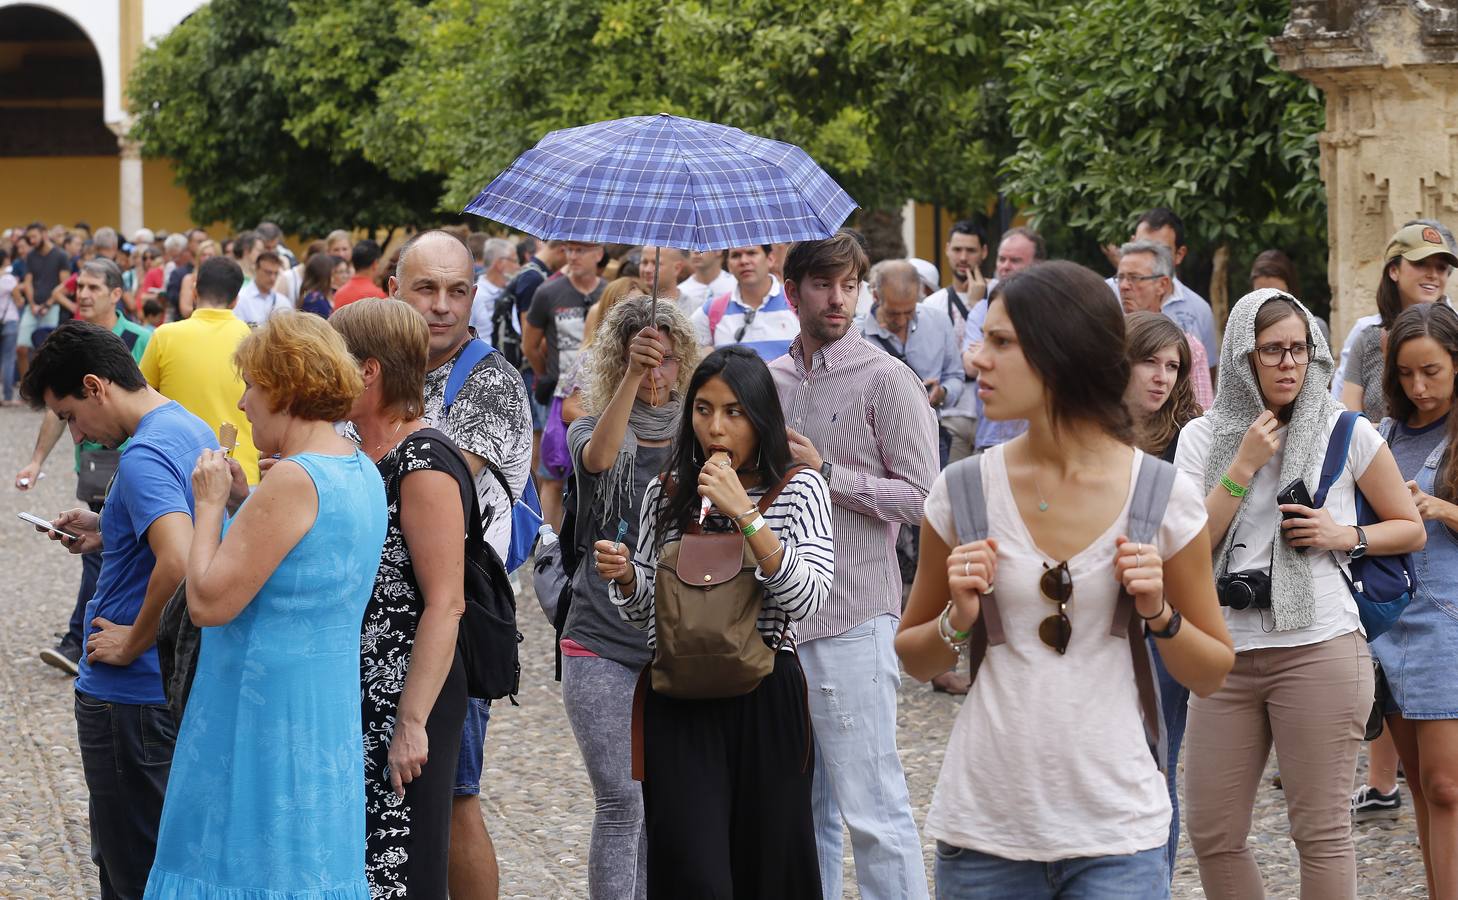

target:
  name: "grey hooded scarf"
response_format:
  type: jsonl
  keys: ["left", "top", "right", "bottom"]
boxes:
{"left": 1200, "top": 288, "right": 1343, "bottom": 631}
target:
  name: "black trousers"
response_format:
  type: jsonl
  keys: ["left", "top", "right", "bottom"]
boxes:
{"left": 74, "top": 690, "right": 175, "bottom": 900}
{"left": 641, "top": 651, "right": 821, "bottom": 899}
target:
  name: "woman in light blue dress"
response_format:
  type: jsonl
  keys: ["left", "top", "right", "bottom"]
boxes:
{"left": 146, "top": 313, "right": 387, "bottom": 899}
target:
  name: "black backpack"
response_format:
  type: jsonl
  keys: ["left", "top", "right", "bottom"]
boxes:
{"left": 429, "top": 428, "right": 523, "bottom": 703}
{"left": 493, "top": 259, "right": 549, "bottom": 371}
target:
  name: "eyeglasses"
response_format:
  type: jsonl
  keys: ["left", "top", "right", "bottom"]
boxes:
{"left": 1039, "top": 561, "right": 1073, "bottom": 655}
{"left": 734, "top": 307, "right": 757, "bottom": 343}
{"left": 1251, "top": 342, "right": 1313, "bottom": 367}
{"left": 1115, "top": 273, "right": 1164, "bottom": 285}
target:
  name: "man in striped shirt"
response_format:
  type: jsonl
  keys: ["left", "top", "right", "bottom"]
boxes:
{"left": 691, "top": 244, "right": 801, "bottom": 360}
{"left": 771, "top": 232, "right": 939, "bottom": 900}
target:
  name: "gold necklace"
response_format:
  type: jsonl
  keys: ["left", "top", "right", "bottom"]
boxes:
{"left": 367, "top": 419, "right": 404, "bottom": 458}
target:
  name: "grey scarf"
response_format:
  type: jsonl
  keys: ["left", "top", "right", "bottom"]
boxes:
{"left": 1201, "top": 288, "right": 1342, "bottom": 631}
{"left": 580, "top": 398, "right": 681, "bottom": 528}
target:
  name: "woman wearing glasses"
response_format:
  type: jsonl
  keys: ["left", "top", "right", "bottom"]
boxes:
{"left": 896, "top": 261, "right": 1233, "bottom": 898}
{"left": 563, "top": 296, "right": 698, "bottom": 898}
{"left": 1175, "top": 290, "right": 1423, "bottom": 899}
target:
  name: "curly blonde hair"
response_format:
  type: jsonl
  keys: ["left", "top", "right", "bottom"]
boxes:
{"left": 581, "top": 295, "right": 700, "bottom": 415}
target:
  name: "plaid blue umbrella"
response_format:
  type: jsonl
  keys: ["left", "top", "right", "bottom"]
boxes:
{"left": 463, "top": 114, "right": 857, "bottom": 251}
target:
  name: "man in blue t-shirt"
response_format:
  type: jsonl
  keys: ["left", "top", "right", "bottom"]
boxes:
{"left": 21, "top": 320, "right": 216, "bottom": 899}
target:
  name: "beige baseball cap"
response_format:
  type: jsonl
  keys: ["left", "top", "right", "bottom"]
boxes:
{"left": 1385, "top": 223, "right": 1458, "bottom": 266}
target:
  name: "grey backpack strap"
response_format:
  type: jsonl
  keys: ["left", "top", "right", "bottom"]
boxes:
{"left": 1111, "top": 452, "right": 1177, "bottom": 774}
{"left": 944, "top": 456, "right": 1005, "bottom": 646}
{"left": 1110, "top": 453, "right": 1177, "bottom": 638}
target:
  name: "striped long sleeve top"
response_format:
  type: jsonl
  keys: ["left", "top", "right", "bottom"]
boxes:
{"left": 770, "top": 331, "right": 941, "bottom": 642}
{"left": 611, "top": 469, "right": 835, "bottom": 650}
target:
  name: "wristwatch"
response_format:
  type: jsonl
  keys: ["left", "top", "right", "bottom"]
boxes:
{"left": 1148, "top": 609, "right": 1183, "bottom": 640}
{"left": 1348, "top": 525, "right": 1368, "bottom": 560}
{"left": 820, "top": 460, "right": 833, "bottom": 484}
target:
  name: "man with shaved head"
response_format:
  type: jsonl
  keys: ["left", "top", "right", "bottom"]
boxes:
{"left": 389, "top": 229, "right": 533, "bottom": 900}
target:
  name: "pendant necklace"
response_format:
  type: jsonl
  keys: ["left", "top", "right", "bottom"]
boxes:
{"left": 1031, "top": 467, "right": 1050, "bottom": 512}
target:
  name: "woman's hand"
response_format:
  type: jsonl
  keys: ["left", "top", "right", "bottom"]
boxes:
{"left": 945, "top": 538, "right": 997, "bottom": 632}
{"left": 698, "top": 451, "right": 753, "bottom": 519}
{"left": 387, "top": 719, "right": 428, "bottom": 798}
{"left": 1278, "top": 503, "right": 1357, "bottom": 551}
{"left": 1115, "top": 536, "right": 1165, "bottom": 619}
{"left": 1232, "top": 410, "right": 1282, "bottom": 480}
{"left": 191, "top": 449, "right": 233, "bottom": 508}
{"left": 625, "top": 327, "right": 666, "bottom": 379}
{"left": 1408, "top": 480, "right": 1453, "bottom": 524}
{"left": 594, "top": 539, "right": 634, "bottom": 587}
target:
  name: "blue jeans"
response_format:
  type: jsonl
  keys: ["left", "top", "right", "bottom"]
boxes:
{"left": 799, "top": 614, "right": 929, "bottom": 900}
{"left": 75, "top": 691, "right": 175, "bottom": 900}
{"left": 934, "top": 843, "right": 1170, "bottom": 900}
{"left": 452, "top": 697, "right": 492, "bottom": 795}
{"left": 0, "top": 319, "right": 17, "bottom": 400}
{"left": 1150, "top": 636, "right": 1190, "bottom": 882}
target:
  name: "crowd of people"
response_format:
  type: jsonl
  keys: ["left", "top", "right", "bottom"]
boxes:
{"left": 7, "top": 205, "right": 1458, "bottom": 900}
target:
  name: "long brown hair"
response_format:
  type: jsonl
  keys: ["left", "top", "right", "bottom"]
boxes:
{"left": 1125, "top": 312, "right": 1202, "bottom": 455}
{"left": 1383, "top": 302, "right": 1458, "bottom": 503}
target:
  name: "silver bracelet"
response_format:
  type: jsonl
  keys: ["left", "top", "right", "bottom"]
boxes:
{"left": 938, "top": 604, "right": 970, "bottom": 657}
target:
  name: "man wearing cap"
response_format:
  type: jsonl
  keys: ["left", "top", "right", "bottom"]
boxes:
{"left": 1334, "top": 219, "right": 1458, "bottom": 412}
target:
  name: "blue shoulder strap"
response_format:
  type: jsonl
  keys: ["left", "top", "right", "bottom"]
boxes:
{"left": 444, "top": 339, "right": 494, "bottom": 414}
{"left": 1314, "top": 411, "right": 1360, "bottom": 508}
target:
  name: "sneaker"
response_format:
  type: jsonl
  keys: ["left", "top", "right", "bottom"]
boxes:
{"left": 1352, "top": 784, "right": 1402, "bottom": 822}
{"left": 38, "top": 642, "right": 80, "bottom": 677}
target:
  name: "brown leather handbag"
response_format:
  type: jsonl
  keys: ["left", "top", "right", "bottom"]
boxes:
{"left": 649, "top": 465, "right": 804, "bottom": 699}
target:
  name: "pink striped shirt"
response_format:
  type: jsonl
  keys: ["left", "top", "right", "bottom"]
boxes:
{"left": 771, "top": 331, "right": 941, "bottom": 642}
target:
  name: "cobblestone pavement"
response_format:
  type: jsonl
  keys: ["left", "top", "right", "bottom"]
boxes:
{"left": 0, "top": 405, "right": 1428, "bottom": 896}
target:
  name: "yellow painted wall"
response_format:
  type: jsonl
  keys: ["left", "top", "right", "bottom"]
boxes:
{"left": 0, "top": 156, "right": 198, "bottom": 233}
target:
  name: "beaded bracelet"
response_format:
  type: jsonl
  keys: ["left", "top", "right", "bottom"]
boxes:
{"left": 938, "top": 603, "right": 971, "bottom": 656}
{"left": 1220, "top": 473, "right": 1249, "bottom": 498}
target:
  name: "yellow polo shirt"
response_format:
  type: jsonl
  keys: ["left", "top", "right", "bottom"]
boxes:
{"left": 139, "top": 307, "right": 261, "bottom": 483}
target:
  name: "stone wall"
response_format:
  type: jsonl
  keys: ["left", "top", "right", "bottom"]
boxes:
{"left": 1272, "top": 0, "right": 1458, "bottom": 344}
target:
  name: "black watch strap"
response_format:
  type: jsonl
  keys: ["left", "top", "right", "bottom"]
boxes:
{"left": 1149, "top": 609, "right": 1182, "bottom": 640}
{"left": 1349, "top": 525, "right": 1368, "bottom": 560}
{"left": 820, "top": 460, "right": 833, "bottom": 484}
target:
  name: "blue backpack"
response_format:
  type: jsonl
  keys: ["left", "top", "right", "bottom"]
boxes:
{"left": 443, "top": 338, "right": 544, "bottom": 573}
{"left": 1313, "top": 411, "right": 1413, "bottom": 640}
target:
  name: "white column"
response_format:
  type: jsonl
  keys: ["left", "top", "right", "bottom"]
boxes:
{"left": 119, "top": 136, "right": 144, "bottom": 238}
{"left": 901, "top": 199, "right": 918, "bottom": 258}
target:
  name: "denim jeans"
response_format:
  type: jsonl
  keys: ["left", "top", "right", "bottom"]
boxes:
{"left": 0, "top": 319, "right": 17, "bottom": 400}
{"left": 934, "top": 843, "right": 1170, "bottom": 900}
{"left": 74, "top": 691, "right": 176, "bottom": 900}
{"left": 452, "top": 697, "right": 492, "bottom": 795}
{"left": 799, "top": 613, "right": 929, "bottom": 900}
{"left": 1150, "top": 635, "right": 1190, "bottom": 881}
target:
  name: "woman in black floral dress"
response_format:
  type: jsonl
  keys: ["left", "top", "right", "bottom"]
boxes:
{"left": 333, "top": 299, "right": 470, "bottom": 899}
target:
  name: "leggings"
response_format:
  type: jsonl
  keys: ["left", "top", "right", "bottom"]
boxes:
{"left": 562, "top": 653, "right": 647, "bottom": 900}
{"left": 1184, "top": 631, "right": 1373, "bottom": 900}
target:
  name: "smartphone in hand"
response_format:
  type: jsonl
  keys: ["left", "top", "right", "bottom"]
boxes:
{"left": 17, "top": 511, "right": 80, "bottom": 541}
{"left": 1277, "top": 478, "right": 1314, "bottom": 521}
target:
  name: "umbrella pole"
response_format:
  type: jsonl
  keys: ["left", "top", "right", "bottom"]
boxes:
{"left": 649, "top": 246, "right": 661, "bottom": 406}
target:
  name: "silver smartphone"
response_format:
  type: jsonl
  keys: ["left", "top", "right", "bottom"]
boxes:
{"left": 17, "top": 512, "right": 80, "bottom": 541}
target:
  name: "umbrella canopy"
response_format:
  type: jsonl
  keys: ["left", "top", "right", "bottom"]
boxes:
{"left": 464, "top": 113, "right": 857, "bottom": 251}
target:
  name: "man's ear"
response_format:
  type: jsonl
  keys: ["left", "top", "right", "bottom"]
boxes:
{"left": 387, "top": 274, "right": 399, "bottom": 297}
{"left": 1173, "top": 245, "right": 1187, "bottom": 267}
{"left": 81, "top": 373, "right": 107, "bottom": 401}
{"left": 783, "top": 279, "right": 799, "bottom": 311}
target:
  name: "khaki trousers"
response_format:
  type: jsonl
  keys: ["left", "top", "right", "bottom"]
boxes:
{"left": 1185, "top": 630, "right": 1373, "bottom": 900}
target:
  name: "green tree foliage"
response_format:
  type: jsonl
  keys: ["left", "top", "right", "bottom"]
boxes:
{"left": 355, "top": 0, "right": 1051, "bottom": 216}
{"left": 127, "top": 0, "right": 441, "bottom": 234}
{"left": 1000, "top": 0, "right": 1325, "bottom": 297}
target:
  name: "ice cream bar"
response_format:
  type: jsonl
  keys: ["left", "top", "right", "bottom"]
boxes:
{"left": 219, "top": 423, "right": 238, "bottom": 457}
{"left": 699, "top": 494, "right": 711, "bottom": 525}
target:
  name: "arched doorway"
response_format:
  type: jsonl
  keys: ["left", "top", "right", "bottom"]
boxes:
{"left": 0, "top": 5, "right": 113, "bottom": 156}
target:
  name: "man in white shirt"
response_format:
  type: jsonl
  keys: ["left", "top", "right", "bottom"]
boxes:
{"left": 689, "top": 244, "right": 800, "bottom": 361}
{"left": 232, "top": 251, "right": 291, "bottom": 326}
{"left": 923, "top": 221, "right": 990, "bottom": 462}
{"left": 678, "top": 248, "right": 736, "bottom": 312}
{"left": 469, "top": 237, "right": 520, "bottom": 335}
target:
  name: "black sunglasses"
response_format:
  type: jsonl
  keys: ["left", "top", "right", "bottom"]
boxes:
{"left": 1039, "top": 561, "right": 1073, "bottom": 655}
{"left": 734, "top": 307, "right": 757, "bottom": 342}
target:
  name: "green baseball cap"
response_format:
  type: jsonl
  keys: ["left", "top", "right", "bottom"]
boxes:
{"left": 1385, "top": 223, "right": 1458, "bottom": 266}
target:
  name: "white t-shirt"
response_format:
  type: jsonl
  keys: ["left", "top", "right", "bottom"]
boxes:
{"left": 921, "top": 445, "right": 1206, "bottom": 860}
{"left": 677, "top": 269, "right": 736, "bottom": 311}
{"left": 1174, "top": 409, "right": 1380, "bottom": 652}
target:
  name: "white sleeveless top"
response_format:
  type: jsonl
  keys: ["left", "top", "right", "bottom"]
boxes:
{"left": 921, "top": 445, "right": 1206, "bottom": 860}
